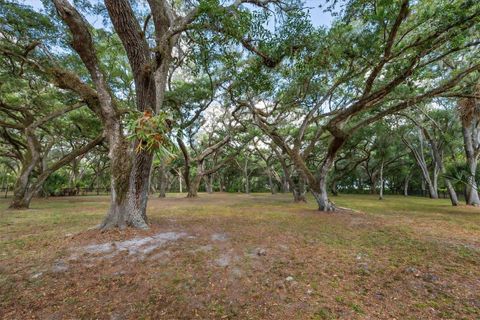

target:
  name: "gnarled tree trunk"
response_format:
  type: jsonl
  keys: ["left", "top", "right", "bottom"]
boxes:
{"left": 9, "top": 128, "right": 40, "bottom": 209}
{"left": 100, "top": 140, "right": 153, "bottom": 229}
{"left": 292, "top": 176, "right": 307, "bottom": 202}
{"left": 54, "top": 0, "right": 158, "bottom": 229}
{"left": 310, "top": 136, "right": 345, "bottom": 212}
{"left": 187, "top": 174, "right": 203, "bottom": 198}
{"left": 10, "top": 134, "right": 103, "bottom": 210}
{"left": 459, "top": 93, "right": 480, "bottom": 206}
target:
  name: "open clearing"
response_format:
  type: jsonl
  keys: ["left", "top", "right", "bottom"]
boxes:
{"left": 1, "top": 193, "right": 479, "bottom": 319}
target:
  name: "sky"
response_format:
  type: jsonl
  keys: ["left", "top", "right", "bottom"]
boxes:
{"left": 22, "top": 0, "right": 336, "bottom": 28}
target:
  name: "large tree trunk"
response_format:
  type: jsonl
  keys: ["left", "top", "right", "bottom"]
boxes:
{"left": 311, "top": 174, "right": 334, "bottom": 211}
{"left": 9, "top": 163, "right": 37, "bottom": 209}
{"left": 310, "top": 136, "right": 345, "bottom": 212}
{"left": 104, "top": 0, "right": 157, "bottom": 228}
{"left": 311, "top": 155, "right": 336, "bottom": 211}
{"left": 100, "top": 140, "right": 150, "bottom": 229}
{"left": 9, "top": 189, "right": 34, "bottom": 210}
{"left": 127, "top": 151, "right": 153, "bottom": 222}
{"left": 187, "top": 174, "right": 203, "bottom": 198}
{"left": 54, "top": 0, "right": 156, "bottom": 229}
{"left": 9, "top": 127, "right": 41, "bottom": 209}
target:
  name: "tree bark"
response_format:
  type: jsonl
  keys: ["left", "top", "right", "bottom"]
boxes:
{"left": 422, "top": 128, "right": 459, "bottom": 206}
{"left": 205, "top": 174, "right": 213, "bottom": 194}
{"left": 282, "top": 175, "right": 289, "bottom": 193}
{"left": 402, "top": 134, "right": 438, "bottom": 199}
{"left": 378, "top": 160, "right": 384, "bottom": 200}
{"left": 293, "top": 176, "right": 307, "bottom": 202}
{"left": 219, "top": 175, "right": 225, "bottom": 192}
{"left": 54, "top": 0, "right": 168, "bottom": 229}
{"left": 331, "top": 179, "right": 338, "bottom": 196}
{"left": 158, "top": 163, "right": 167, "bottom": 198}
{"left": 403, "top": 173, "right": 411, "bottom": 196}
{"left": 243, "top": 157, "right": 250, "bottom": 194}
{"left": 178, "top": 170, "right": 183, "bottom": 193}
{"left": 104, "top": 0, "right": 157, "bottom": 228}
{"left": 274, "top": 148, "right": 304, "bottom": 201}
{"left": 10, "top": 135, "right": 104, "bottom": 209}
{"left": 462, "top": 125, "right": 480, "bottom": 205}
{"left": 9, "top": 128, "right": 40, "bottom": 209}
{"left": 187, "top": 174, "right": 202, "bottom": 198}
{"left": 310, "top": 136, "right": 345, "bottom": 211}
{"left": 266, "top": 167, "right": 276, "bottom": 194}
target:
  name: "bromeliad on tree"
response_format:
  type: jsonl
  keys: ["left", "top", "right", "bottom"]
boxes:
{"left": 127, "top": 110, "right": 176, "bottom": 162}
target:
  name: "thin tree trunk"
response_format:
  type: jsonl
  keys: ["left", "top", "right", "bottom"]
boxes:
{"left": 219, "top": 175, "right": 225, "bottom": 192}
{"left": 403, "top": 173, "right": 411, "bottom": 196}
{"left": 331, "top": 179, "right": 338, "bottom": 196}
{"left": 158, "top": 163, "right": 167, "bottom": 198}
{"left": 243, "top": 158, "right": 250, "bottom": 194}
{"left": 432, "top": 162, "right": 439, "bottom": 197}
{"left": 267, "top": 167, "right": 276, "bottom": 194}
{"left": 423, "top": 128, "right": 459, "bottom": 205}
{"left": 369, "top": 176, "right": 377, "bottom": 194}
{"left": 178, "top": 170, "right": 183, "bottom": 193}
{"left": 462, "top": 125, "right": 480, "bottom": 205}
{"left": 293, "top": 176, "right": 307, "bottom": 202}
{"left": 282, "top": 175, "right": 289, "bottom": 193}
{"left": 205, "top": 174, "right": 213, "bottom": 194}
{"left": 402, "top": 135, "right": 438, "bottom": 199}
{"left": 378, "top": 160, "right": 384, "bottom": 200}
{"left": 274, "top": 148, "right": 303, "bottom": 201}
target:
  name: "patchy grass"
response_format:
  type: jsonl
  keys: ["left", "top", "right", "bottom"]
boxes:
{"left": 0, "top": 193, "right": 479, "bottom": 319}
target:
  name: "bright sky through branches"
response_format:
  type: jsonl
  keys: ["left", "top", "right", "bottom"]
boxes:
{"left": 22, "top": 0, "right": 336, "bottom": 28}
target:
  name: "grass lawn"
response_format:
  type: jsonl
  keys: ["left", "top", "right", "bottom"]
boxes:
{"left": 0, "top": 193, "right": 479, "bottom": 319}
